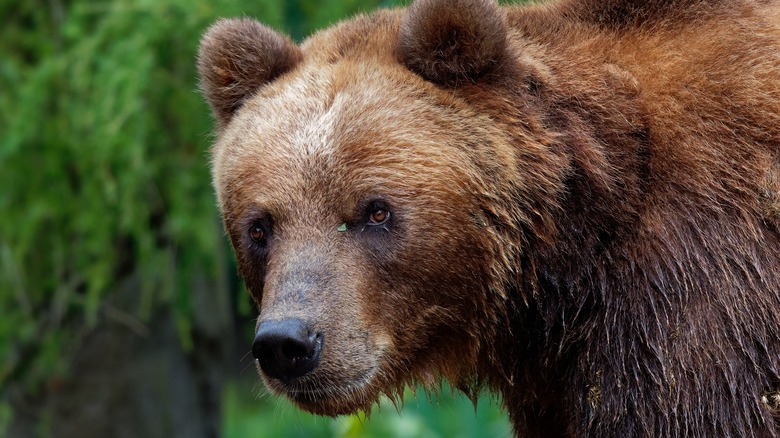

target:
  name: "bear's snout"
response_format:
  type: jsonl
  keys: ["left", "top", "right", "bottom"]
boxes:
{"left": 252, "top": 319, "right": 323, "bottom": 383}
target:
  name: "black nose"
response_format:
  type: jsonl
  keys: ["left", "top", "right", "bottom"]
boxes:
{"left": 252, "top": 319, "right": 323, "bottom": 382}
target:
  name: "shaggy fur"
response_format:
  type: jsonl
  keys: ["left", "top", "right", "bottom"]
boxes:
{"left": 198, "top": 18, "right": 302, "bottom": 127}
{"left": 198, "top": 0, "right": 780, "bottom": 436}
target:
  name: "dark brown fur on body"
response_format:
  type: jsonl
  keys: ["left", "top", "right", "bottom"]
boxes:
{"left": 197, "top": 0, "right": 780, "bottom": 436}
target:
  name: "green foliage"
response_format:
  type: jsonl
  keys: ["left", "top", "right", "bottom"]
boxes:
{"left": 1, "top": 0, "right": 238, "bottom": 396}
{"left": 223, "top": 381, "right": 511, "bottom": 438}
{"left": 282, "top": 0, "right": 403, "bottom": 40}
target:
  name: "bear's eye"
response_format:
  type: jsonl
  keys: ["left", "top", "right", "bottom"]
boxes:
{"left": 368, "top": 208, "right": 390, "bottom": 225}
{"left": 360, "top": 200, "right": 393, "bottom": 232}
{"left": 246, "top": 216, "right": 273, "bottom": 250}
{"left": 249, "top": 219, "right": 270, "bottom": 246}
{"left": 249, "top": 225, "right": 264, "bottom": 243}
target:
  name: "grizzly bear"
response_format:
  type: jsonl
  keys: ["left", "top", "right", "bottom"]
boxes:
{"left": 196, "top": 0, "right": 780, "bottom": 436}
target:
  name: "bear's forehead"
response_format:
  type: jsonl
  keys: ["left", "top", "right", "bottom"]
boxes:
{"left": 212, "top": 7, "right": 468, "bottom": 185}
{"left": 211, "top": 62, "right": 474, "bottom": 216}
{"left": 218, "top": 63, "right": 434, "bottom": 168}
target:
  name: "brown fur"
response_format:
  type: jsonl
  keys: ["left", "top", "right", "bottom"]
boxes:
{"left": 198, "top": 0, "right": 780, "bottom": 436}
{"left": 197, "top": 18, "right": 302, "bottom": 127}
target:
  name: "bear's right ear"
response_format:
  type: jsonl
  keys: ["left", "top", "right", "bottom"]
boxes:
{"left": 197, "top": 18, "right": 302, "bottom": 127}
{"left": 398, "top": 0, "right": 508, "bottom": 87}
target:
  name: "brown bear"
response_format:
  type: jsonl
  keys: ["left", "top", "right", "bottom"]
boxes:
{"left": 196, "top": 0, "right": 780, "bottom": 436}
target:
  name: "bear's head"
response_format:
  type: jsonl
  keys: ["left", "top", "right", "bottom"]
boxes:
{"left": 198, "top": 0, "right": 561, "bottom": 415}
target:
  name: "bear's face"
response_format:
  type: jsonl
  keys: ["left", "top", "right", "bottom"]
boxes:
{"left": 199, "top": 0, "right": 527, "bottom": 415}
{"left": 215, "top": 60, "right": 505, "bottom": 414}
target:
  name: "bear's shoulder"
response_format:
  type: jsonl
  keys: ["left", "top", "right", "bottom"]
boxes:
{"left": 510, "top": 0, "right": 756, "bottom": 32}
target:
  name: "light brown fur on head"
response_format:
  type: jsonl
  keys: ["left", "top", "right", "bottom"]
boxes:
{"left": 198, "top": 0, "right": 780, "bottom": 436}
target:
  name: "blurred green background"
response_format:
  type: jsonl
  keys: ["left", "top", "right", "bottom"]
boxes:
{"left": 0, "top": 0, "right": 514, "bottom": 436}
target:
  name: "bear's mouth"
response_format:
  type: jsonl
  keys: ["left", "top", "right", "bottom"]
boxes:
{"left": 265, "top": 366, "right": 384, "bottom": 415}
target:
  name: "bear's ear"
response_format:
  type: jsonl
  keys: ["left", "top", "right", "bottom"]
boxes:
{"left": 397, "top": 0, "right": 508, "bottom": 87}
{"left": 197, "top": 18, "right": 302, "bottom": 126}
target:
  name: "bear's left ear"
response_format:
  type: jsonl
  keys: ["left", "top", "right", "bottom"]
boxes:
{"left": 197, "top": 18, "right": 303, "bottom": 127}
{"left": 397, "top": 0, "right": 508, "bottom": 87}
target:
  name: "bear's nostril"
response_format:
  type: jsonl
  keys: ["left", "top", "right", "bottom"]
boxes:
{"left": 281, "top": 341, "right": 308, "bottom": 361}
{"left": 252, "top": 319, "right": 323, "bottom": 382}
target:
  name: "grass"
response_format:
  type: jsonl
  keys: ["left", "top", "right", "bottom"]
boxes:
{"left": 223, "top": 378, "right": 513, "bottom": 438}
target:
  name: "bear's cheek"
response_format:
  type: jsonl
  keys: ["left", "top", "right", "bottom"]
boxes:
{"left": 353, "top": 217, "right": 492, "bottom": 373}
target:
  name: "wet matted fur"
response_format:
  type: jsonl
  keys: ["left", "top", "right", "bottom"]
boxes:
{"left": 198, "top": 0, "right": 780, "bottom": 436}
